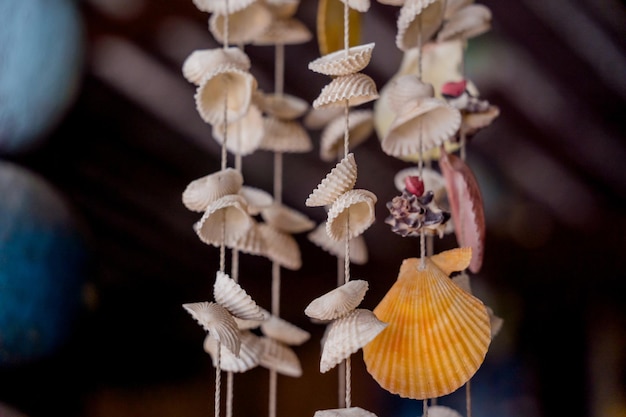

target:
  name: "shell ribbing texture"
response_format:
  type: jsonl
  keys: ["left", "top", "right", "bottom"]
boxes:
{"left": 182, "top": 168, "right": 243, "bottom": 212}
{"left": 326, "top": 189, "right": 377, "bottom": 241}
{"left": 305, "top": 279, "right": 369, "bottom": 321}
{"left": 259, "top": 337, "right": 303, "bottom": 377}
{"left": 320, "top": 109, "right": 374, "bottom": 162}
{"left": 211, "top": 104, "right": 265, "bottom": 156}
{"left": 313, "top": 73, "right": 379, "bottom": 109}
{"left": 213, "top": 271, "right": 268, "bottom": 321}
{"left": 260, "top": 313, "right": 311, "bottom": 346}
{"left": 182, "top": 302, "right": 241, "bottom": 357}
{"left": 309, "top": 43, "right": 375, "bottom": 77}
{"left": 307, "top": 222, "right": 369, "bottom": 265}
{"left": 203, "top": 330, "right": 263, "bottom": 373}
{"left": 193, "top": 194, "right": 252, "bottom": 247}
{"left": 306, "top": 153, "right": 357, "bottom": 207}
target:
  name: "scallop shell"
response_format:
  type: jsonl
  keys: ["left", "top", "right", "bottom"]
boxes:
{"left": 313, "top": 73, "right": 379, "bottom": 110}
{"left": 306, "top": 153, "right": 357, "bottom": 207}
{"left": 258, "top": 117, "right": 313, "bottom": 153}
{"left": 204, "top": 330, "right": 263, "bottom": 373}
{"left": 255, "top": 92, "right": 309, "bottom": 120}
{"left": 194, "top": 194, "right": 253, "bottom": 247}
{"left": 320, "top": 109, "right": 374, "bottom": 162}
{"left": 338, "top": 0, "right": 371, "bottom": 12}
{"left": 209, "top": 2, "right": 273, "bottom": 45}
{"left": 362, "top": 248, "right": 491, "bottom": 400}
{"left": 396, "top": 0, "right": 446, "bottom": 50}
{"left": 461, "top": 105, "right": 500, "bottom": 137}
{"left": 212, "top": 104, "right": 264, "bottom": 156}
{"left": 229, "top": 219, "right": 267, "bottom": 256}
{"left": 260, "top": 313, "right": 311, "bottom": 346}
{"left": 314, "top": 407, "right": 378, "bottom": 417}
{"left": 261, "top": 203, "right": 316, "bottom": 234}
{"left": 214, "top": 271, "right": 268, "bottom": 321}
{"left": 195, "top": 65, "right": 257, "bottom": 126}
{"left": 452, "top": 273, "right": 504, "bottom": 339}
{"left": 253, "top": 17, "right": 313, "bottom": 46}
{"left": 239, "top": 185, "right": 274, "bottom": 215}
{"left": 437, "top": 4, "right": 492, "bottom": 42}
{"left": 320, "top": 308, "right": 388, "bottom": 373}
{"left": 439, "top": 150, "right": 485, "bottom": 273}
{"left": 381, "top": 97, "right": 461, "bottom": 158}
{"left": 305, "top": 279, "right": 369, "bottom": 321}
{"left": 421, "top": 405, "right": 463, "bottom": 417}
{"left": 385, "top": 75, "right": 435, "bottom": 114}
{"left": 192, "top": 0, "right": 256, "bottom": 15}
{"left": 182, "top": 301, "right": 241, "bottom": 356}
{"left": 258, "top": 223, "right": 302, "bottom": 270}
{"left": 304, "top": 106, "right": 344, "bottom": 130}
{"left": 309, "top": 43, "right": 375, "bottom": 77}
{"left": 182, "top": 168, "right": 244, "bottom": 212}
{"left": 182, "top": 47, "right": 251, "bottom": 85}
{"left": 259, "top": 336, "right": 302, "bottom": 377}
{"left": 326, "top": 189, "right": 377, "bottom": 241}
{"left": 307, "top": 222, "right": 369, "bottom": 265}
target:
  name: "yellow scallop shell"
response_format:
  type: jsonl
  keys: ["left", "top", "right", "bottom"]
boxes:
{"left": 317, "top": 0, "right": 362, "bottom": 56}
{"left": 362, "top": 247, "right": 491, "bottom": 400}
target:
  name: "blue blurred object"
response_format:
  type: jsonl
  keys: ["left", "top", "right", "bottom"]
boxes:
{"left": 0, "top": 0, "right": 84, "bottom": 155}
{"left": 0, "top": 161, "right": 90, "bottom": 367}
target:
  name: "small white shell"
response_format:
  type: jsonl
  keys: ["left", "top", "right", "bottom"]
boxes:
{"left": 338, "top": 0, "right": 371, "bottom": 12}
{"left": 396, "top": 0, "right": 446, "bottom": 50}
{"left": 182, "top": 47, "right": 251, "bottom": 85}
{"left": 305, "top": 280, "right": 369, "bottom": 321}
{"left": 385, "top": 75, "right": 435, "bottom": 114}
{"left": 214, "top": 271, "right": 268, "bottom": 321}
{"left": 258, "top": 117, "right": 313, "bottom": 153}
{"left": 314, "top": 407, "right": 378, "bottom": 417}
{"left": 209, "top": 2, "right": 273, "bottom": 46}
{"left": 488, "top": 306, "right": 504, "bottom": 339}
{"left": 421, "top": 405, "right": 463, "bottom": 417}
{"left": 461, "top": 105, "right": 500, "bottom": 136}
{"left": 259, "top": 336, "right": 303, "bottom": 377}
{"left": 194, "top": 194, "right": 253, "bottom": 247}
{"left": 320, "top": 309, "right": 387, "bottom": 373}
{"left": 239, "top": 185, "right": 274, "bottom": 215}
{"left": 192, "top": 0, "right": 256, "bottom": 15}
{"left": 229, "top": 219, "right": 267, "bottom": 256}
{"left": 234, "top": 316, "right": 265, "bottom": 330}
{"left": 304, "top": 106, "right": 344, "bottom": 130}
{"left": 195, "top": 65, "right": 257, "bottom": 126}
{"left": 261, "top": 203, "right": 316, "bottom": 234}
{"left": 182, "top": 168, "right": 244, "bottom": 212}
{"left": 437, "top": 4, "right": 492, "bottom": 42}
{"left": 253, "top": 17, "right": 313, "bottom": 46}
{"left": 212, "top": 104, "right": 265, "bottom": 156}
{"left": 204, "top": 330, "right": 263, "bottom": 373}
{"left": 255, "top": 92, "right": 309, "bottom": 120}
{"left": 309, "top": 43, "right": 375, "bottom": 77}
{"left": 182, "top": 302, "right": 241, "bottom": 356}
{"left": 260, "top": 312, "right": 311, "bottom": 346}
{"left": 307, "top": 222, "right": 369, "bottom": 265}
{"left": 306, "top": 153, "right": 357, "bottom": 207}
{"left": 258, "top": 224, "right": 302, "bottom": 270}
{"left": 393, "top": 166, "right": 446, "bottom": 196}
{"left": 313, "top": 73, "right": 379, "bottom": 110}
{"left": 320, "top": 110, "right": 374, "bottom": 162}
{"left": 326, "top": 189, "right": 377, "bottom": 241}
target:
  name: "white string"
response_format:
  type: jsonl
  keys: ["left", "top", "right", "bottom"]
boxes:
{"left": 269, "top": 369, "right": 277, "bottom": 417}
{"left": 345, "top": 357, "right": 352, "bottom": 408}
{"left": 423, "top": 399, "right": 428, "bottom": 417}
{"left": 226, "top": 372, "right": 233, "bottom": 417}
{"left": 275, "top": 44, "right": 285, "bottom": 96}
{"left": 466, "top": 380, "right": 473, "bottom": 417}
{"left": 215, "top": 341, "right": 222, "bottom": 417}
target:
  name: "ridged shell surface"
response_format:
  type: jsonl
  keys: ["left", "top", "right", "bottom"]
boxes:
{"left": 209, "top": 3, "right": 273, "bottom": 45}
{"left": 204, "top": 330, "right": 263, "bottom": 373}
{"left": 212, "top": 104, "right": 264, "bottom": 156}
{"left": 396, "top": 0, "right": 445, "bottom": 50}
{"left": 314, "top": 407, "right": 378, "bottom": 417}
{"left": 437, "top": 4, "right": 492, "bottom": 42}
{"left": 229, "top": 220, "right": 266, "bottom": 256}
{"left": 306, "top": 153, "right": 357, "bottom": 207}
{"left": 320, "top": 110, "right": 374, "bottom": 162}
{"left": 182, "top": 47, "right": 251, "bottom": 85}
{"left": 260, "top": 313, "right": 311, "bottom": 346}
{"left": 261, "top": 203, "right": 316, "bottom": 234}
{"left": 194, "top": 194, "right": 252, "bottom": 247}
{"left": 255, "top": 92, "right": 309, "bottom": 120}
{"left": 182, "top": 302, "right": 241, "bottom": 356}
{"left": 307, "top": 222, "right": 369, "bottom": 265}
{"left": 320, "top": 309, "right": 388, "bottom": 373}
{"left": 259, "top": 117, "right": 313, "bottom": 153}
{"left": 192, "top": 0, "right": 256, "bottom": 15}
{"left": 214, "top": 271, "right": 268, "bottom": 321}
{"left": 385, "top": 75, "right": 435, "bottom": 114}
{"left": 326, "top": 189, "right": 377, "bottom": 241}
{"left": 313, "top": 73, "right": 379, "bottom": 109}
{"left": 305, "top": 280, "right": 369, "bottom": 321}
{"left": 362, "top": 248, "right": 491, "bottom": 399}
{"left": 259, "top": 337, "right": 302, "bottom": 377}
{"left": 258, "top": 224, "right": 302, "bottom": 270}
{"left": 239, "top": 185, "right": 274, "bottom": 215}
{"left": 309, "top": 43, "right": 375, "bottom": 77}
{"left": 253, "top": 17, "right": 313, "bottom": 46}
{"left": 182, "top": 168, "right": 244, "bottom": 212}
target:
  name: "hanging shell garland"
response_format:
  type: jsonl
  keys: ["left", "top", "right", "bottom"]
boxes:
{"left": 305, "top": 279, "right": 370, "bottom": 321}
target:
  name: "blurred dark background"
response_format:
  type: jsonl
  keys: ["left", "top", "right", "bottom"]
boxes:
{"left": 1, "top": 1, "right": 625, "bottom": 417}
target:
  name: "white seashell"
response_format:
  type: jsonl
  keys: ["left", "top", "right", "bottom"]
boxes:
{"left": 338, "top": 0, "right": 371, "bottom": 12}
{"left": 209, "top": 2, "right": 273, "bottom": 45}
{"left": 228, "top": 219, "right": 267, "bottom": 256}
{"left": 320, "top": 110, "right": 374, "bottom": 162}
{"left": 394, "top": 166, "right": 446, "bottom": 194}
{"left": 258, "top": 223, "right": 302, "bottom": 270}
{"left": 306, "top": 153, "right": 357, "bottom": 207}
{"left": 420, "top": 405, "right": 463, "bottom": 417}
{"left": 381, "top": 97, "right": 461, "bottom": 158}
{"left": 214, "top": 271, "right": 268, "bottom": 321}
{"left": 396, "top": 0, "right": 446, "bottom": 50}
{"left": 192, "top": 0, "right": 256, "bottom": 15}
{"left": 326, "top": 189, "right": 377, "bottom": 241}
{"left": 265, "top": 0, "right": 300, "bottom": 19}
{"left": 194, "top": 194, "right": 253, "bottom": 247}
{"left": 488, "top": 306, "right": 504, "bottom": 339}
{"left": 305, "top": 280, "right": 369, "bottom": 321}
{"left": 258, "top": 117, "right": 313, "bottom": 153}
{"left": 182, "top": 47, "right": 251, "bottom": 85}
{"left": 182, "top": 301, "right": 241, "bottom": 356}
{"left": 212, "top": 104, "right": 265, "bottom": 156}
{"left": 313, "top": 73, "right": 379, "bottom": 110}
{"left": 461, "top": 104, "right": 500, "bottom": 136}
{"left": 385, "top": 74, "right": 435, "bottom": 114}
{"left": 309, "top": 43, "right": 375, "bottom": 77}
{"left": 260, "top": 312, "right": 311, "bottom": 346}
{"left": 444, "top": 0, "right": 473, "bottom": 19}
{"left": 307, "top": 222, "right": 369, "bottom": 265}
{"left": 320, "top": 309, "right": 387, "bottom": 373}
{"left": 314, "top": 407, "right": 378, "bottom": 417}
{"left": 261, "top": 203, "right": 315, "bottom": 234}
{"left": 239, "top": 185, "right": 274, "bottom": 215}
{"left": 195, "top": 65, "right": 257, "bottom": 126}
{"left": 182, "top": 168, "right": 243, "bottom": 212}
{"left": 234, "top": 316, "right": 265, "bottom": 330}
{"left": 437, "top": 4, "right": 492, "bottom": 42}
{"left": 304, "top": 106, "right": 344, "bottom": 130}
{"left": 255, "top": 92, "right": 309, "bottom": 120}
{"left": 253, "top": 17, "right": 313, "bottom": 46}
{"left": 259, "top": 336, "right": 302, "bottom": 377}
{"left": 204, "top": 330, "right": 263, "bottom": 373}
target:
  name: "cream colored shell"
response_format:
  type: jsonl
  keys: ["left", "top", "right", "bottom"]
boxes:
{"left": 254, "top": 92, "right": 309, "bottom": 120}
{"left": 313, "top": 73, "right": 379, "bottom": 109}
{"left": 192, "top": 0, "right": 256, "bottom": 15}
{"left": 338, "top": 0, "right": 371, "bottom": 12}
{"left": 393, "top": 166, "right": 445, "bottom": 196}
{"left": 209, "top": 2, "right": 273, "bottom": 46}
{"left": 182, "top": 301, "right": 241, "bottom": 356}
{"left": 425, "top": 406, "right": 463, "bottom": 417}
{"left": 182, "top": 168, "right": 243, "bottom": 212}
{"left": 253, "top": 17, "right": 313, "bottom": 46}
{"left": 306, "top": 153, "right": 357, "bottom": 207}
{"left": 182, "top": 47, "right": 251, "bottom": 85}
{"left": 304, "top": 106, "right": 344, "bottom": 130}
{"left": 194, "top": 194, "right": 252, "bottom": 247}
{"left": 260, "top": 313, "right": 311, "bottom": 346}
{"left": 261, "top": 203, "right": 316, "bottom": 234}
{"left": 203, "top": 330, "right": 263, "bottom": 373}
{"left": 307, "top": 222, "right": 369, "bottom": 265}
{"left": 385, "top": 75, "right": 435, "bottom": 114}
{"left": 320, "top": 110, "right": 374, "bottom": 162}
{"left": 265, "top": 0, "right": 300, "bottom": 19}
{"left": 314, "top": 407, "right": 378, "bottom": 417}
{"left": 305, "top": 279, "right": 369, "bottom": 321}
{"left": 214, "top": 271, "right": 268, "bottom": 321}
{"left": 258, "top": 223, "right": 302, "bottom": 270}
{"left": 462, "top": 105, "right": 500, "bottom": 136}
{"left": 437, "top": 4, "right": 492, "bottom": 42}
{"left": 212, "top": 104, "right": 265, "bottom": 156}
{"left": 396, "top": 0, "right": 445, "bottom": 50}
{"left": 239, "top": 185, "right": 274, "bottom": 215}
{"left": 228, "top": 220, "right": 266, "bottom": 257}
{"left": 326, "top": 189, "right": 377, "bottom": 241}
{"left": 258, "top": 117, "right": 313, "bottom": 153}
{"left": 444, "top": 0, "right": 474, "bottom": 19}
{"left": 309, "top": 43, "right": 375, "bottom": 77}
{"left": 259, "top": 337, "right": 302, "bottom": 377}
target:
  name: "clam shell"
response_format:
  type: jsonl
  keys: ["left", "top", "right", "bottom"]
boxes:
{"left": 313, "top": 73, "right": 379, "bottom": 110}
{"left": 259, "top": 336, "right": 303, "bottom": 377}
{"left": 182, "top": 47, "right": 251, "bottom": 85}
{"left": 195, "top": 65, "right": 257, "bottom": 126}
{"left": 253, "top": 17, "right": 313, "bottom": 46}
{"left": 437, "top": 4, "right": 492, "bottom": 42}
{"left": 421, "top": 405, "right": 463, "bottom": 417}
{"left": 320, "top": 110, "right": 374, "bottom": 162}
{"left": 229, "top": 219, "right": 267, "bottom": 256}
{"left": 258, "top": 117, "right": 313, "bottom": 153}
{"left": 307, "top": 222, "right": 369, "bottom": 265}
{"left": 209, "top": 2, "right": 273, "bottom": 45}
{"left": 182, "top": 168, "right": 244, "bottom": 212}
{"left": 314, "top": 407, "right": 378, "bottom": 417}
{"left": 182, "top": 301, "right": 241, "bottom": 356}
{"left": 339, "top": 0, "right": 371, "bottom": 12}
{"left": 381, "top": 97, "right": 461, "bottom": 158}
{"left": 439, "top": 150, "right": 485, "bottom": 273}
{"left": 385, "top": 75, "right": 435, "bottom": 114}
{"left": 261, "top": 203, "right": 316, "bottom": 234}
{"left": 239, "top": 185, "right": 274, "bottom": 215}
{"left": 362, "top": 248, "right": 491, "bottom": 399}
{"left": 204, "top": 330, "right": 263, "bottom": 373}
{"left": 306, "top": 153, "right": 357, "bottom": 207}
{"left": 260, "top": 313, "right": 311, "bottom": 346}
{"left": 258, "top": 223, "right": 302, "bottom": 270}
{"left": 305, "top": 279, "right": 369, "bottom": 321}
{"left": 214, "top": 271, "right": 268, "bottom": 321}
{"left": 309, "top": 43, "right": 375, "bottom": 77}
{"left": 320, "top": 308, "right": 388, "bottom": 373}
{"left": 255, "top": 92, "right": 309, "bottom": 120}
{"left": 444, "top": 0, "right": 474, "bottom": 19}
{"left": 461, "top": 105, "right": 500, "bottom": 136}
{"left": 212, "top": 104, "right": 265, "bottom": 156}
{"left": 304, "top": 106, "right": 344, "bottom": 130}
{"left": 192, "top": 0, "right": 256, "bottom": 15}
{"left": 194, "top": 194, "right": 253, "bottom": 247}
{"left": 396, "top": 0, "right": 446, "bottom": 50}
{"left": 326, "top": 189, "right": 377, "bottom": 241}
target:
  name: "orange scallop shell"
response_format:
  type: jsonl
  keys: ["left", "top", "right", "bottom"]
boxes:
{"left": 362, "top": 247, "right": 491, "bottom": 400}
